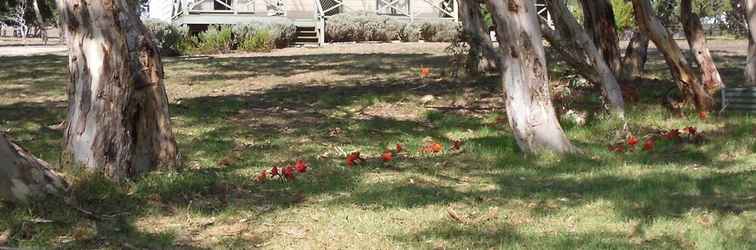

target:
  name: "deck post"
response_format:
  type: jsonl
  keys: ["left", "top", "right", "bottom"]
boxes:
{"left": 453, "top": 0, "right": 459, "bottom": 22}
{"left": 409, "top": 0, "right": 414, "bottom": 23}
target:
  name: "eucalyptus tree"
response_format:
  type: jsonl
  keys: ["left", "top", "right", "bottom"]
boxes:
{"left": 58, "top": 0, "right": 180, "bottom": 180}
{"left": 631, "top": 0, "right": 714, "bottom": 112}
{"left": 484, "top": 0, "right": 578, "bottom": 154}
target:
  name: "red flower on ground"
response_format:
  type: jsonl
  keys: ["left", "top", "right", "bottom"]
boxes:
{"left": 396, "top": 144, "right": 403, "bottom": 153}
{"left": 643, "top": 138, "right": 655, "bottom": 151}
{"left": 382, "top": 150, "right": 393, "bottom": 162}
{"left": 270, "top": 166, "right": 279, "bottom": 176}
{"left": 664, "top": 129, "right": 681, "bottom": 140}
{"left": 420, "top": 67, "right": 430, "bottom": 78}
{"left": 283, "top": 165, "right": 295, "bottom": 180}
{"left": 295, "top": 160, "right": 308, "bottom": 173}
{"left": 609, "top": 145, "right": 625, "bottom": 153}
{"left": 421, "top": 142, "right": 443, "bottom": 153}
{"left": 684, "top": 126, "right": 697, "bottom": 135}
{"left": 698, "top": 111, "right": 708, "bottom": 120}
{"left": 346, "top": 152, "right": 362, "bottom": 167}
{"left": 256, "top": 170, "right": 268, "bottom": 182}
{"left": 627, "top": 135, "right": 639, "bottom": 147}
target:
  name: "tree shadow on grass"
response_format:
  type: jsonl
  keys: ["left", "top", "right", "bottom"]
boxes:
{"left": 173, "top": 53, "right": 451, "bottom": 83}
{"left": 392, "top": 219, "right": 691, "bottom": 249}
{"left": 0, "top": 55, "right": 68, "bottom": 99}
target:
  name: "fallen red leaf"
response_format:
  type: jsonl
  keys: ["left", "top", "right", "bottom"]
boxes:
{"left": 396, "top": 144, "right": 403, "bottom": 153}
{"left": 684, "top": 127, "right": 697, "bottom": 135}
{"left": 663, "top": 129, "right": 680, "bottom": 140}
{"left": 346, "top": 152, "right": 363, "bottom": 167}
{"left": 256, "top": 170, "right": 268, "bottom": 182}
{"left": 698, "top": 111, "right": 708, "bottom": 120}
{"left": 643, "top": 138, "right": 655, "bottom": 151}
{"left": 283, "top": 165, "right": 295, "bottom": 181}
{"left": 420, "top": 67, "right": 430, "bottom": 78}
{"left": 295, "top": 160, "right": 308, "bottom": 173}
{"left": 270, "top": 166, "right": 279, "bottom": 176}
{"left": 627, "top": 135, "right": 639, "bottom": 147}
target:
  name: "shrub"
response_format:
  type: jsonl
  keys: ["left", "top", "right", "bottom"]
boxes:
{"left": 239, "top": 29, "right": 273, "bottom": 52}
{"left": 326, "top": 13, "right": 400, "bottom": 42}
{"left": 233, "top": 21, "right": 296, "bottom": 49}
{"left": 326, "top": 13, "right": 362, "bottom": 42}
{"left": 144, "top": 20, "right": 189, "bottom": 56}
{"left": 420, "top": 21, "right": 460, "bottom": 42}
{"left": 399, "top": 22, "right": 422, "bottom": 42}
{"left": 194, "top": 25, "right": 235, "bottom": 54}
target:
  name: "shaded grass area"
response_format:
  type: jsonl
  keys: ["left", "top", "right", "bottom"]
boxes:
{"left": 0, "top": 45, "right": 754, "bottom": 249}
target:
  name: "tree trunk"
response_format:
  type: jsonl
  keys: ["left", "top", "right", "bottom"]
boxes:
{"left": 0, "top": 133, "right": 67, "bottom": 204}
{"left": 59, "top": 0, "right": 180, "bottom": 181}
{"left": 578, "top": 0, "right": 622, "bottom": 75}
{"left": 746, "top": 0, "right": 756, "bottom": 86}
{"left": 458, "top": 0, "right": 497, "bottom": 75}
{"left": 31, "top": 0, "right": 47, "bottom": 45}
{"left": 619, "top": 31, "right": 649, "bottom": 82}
{"left": 485, "top": 0, "right": 577, "bottom": 154}
{"left": 630, "top": 0, "right": 713, "bottom": 112}
{"left": 543, "top": 0, "right": 625, "bottom": 116}
{"left": 681, "top": 0, "right": 724, "bottom": 94}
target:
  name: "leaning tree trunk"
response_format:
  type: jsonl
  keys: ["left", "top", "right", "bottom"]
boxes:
{"left": 630, "top": 0, "right": 713, "bottom": 112}
{"left": 681, "top": 0, "right": 724, "bottom": 94}
{"left": 458, "top": 0, "right": 498, "bottom": 75}
{"left": 0, "top": 133, "right": 67, "bottom": 204}
{"left": 619, "top": 31, "right": 649, "bottom": 82}
{"left": 746, "top": 0, "right": 756, "bottom": 86}
{"left": 31, "top": 0, "right": 47, "bottom": 45}
{"left": 542, "top": 0, "right": 625, "bottom": 116}
{"left": 485, "top": 0, "right": 576, "bottom": 154}
{"left": 59, "top": 0, "right": 179, "bottom": 181}
{"left": 579, "top": 0, "right": 622, "bottom": 75}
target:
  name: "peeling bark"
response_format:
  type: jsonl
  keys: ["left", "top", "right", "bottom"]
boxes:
{"left": 630, "top": 0, "right": 713, "bottom": 112}
{"left": 619, "top": 31, "right": 649, "bottom": 82}
{"left": 746, "top": 0, "right": 756, "bottom": 86}
{"left": 578, "top": 0, "right": 622, "bottom": 75}
{"left": 485, "top": 0, "right": 577, "bottom": 154}
{"left": 542, "top": 0, "right": 625, "bottom": 116}
{"left": 0, "top": 133, "right": 67, "bottom": 204}
{"left": 59, "top": 0, "right": 179, "bottom": 181}
{"left": 681, "top": 0, "right": 724, "bottom": 94}
{"left": 458, "top": 0, "right": 498, "bottom": 75}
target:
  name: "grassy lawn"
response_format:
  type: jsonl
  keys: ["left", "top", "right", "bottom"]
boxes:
{"left": 0, "top": 43, "right": 754, "bottom": 249}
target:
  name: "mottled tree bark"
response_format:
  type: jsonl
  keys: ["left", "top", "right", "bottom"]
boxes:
{"left": 578, "top": 0, "right": 622, "bottom": 75}
{"left": 0, "top": 133, "right": 67, "bottom": 204}
{"left": 542, "top": 0, "right": 625, "bottom": 116}
{"left": 59, "top": 0, "right": 179, "bottom": 181}
{"left": 31, "top": 0, "right": 47, "bottom": 45}
{"left": 681, "top": 0, "right": 724, "bottom": 94}
{"left": 630, "top": 0, "right": 713, "bottom": 112}
{"left": 619, "top": 31, "right": 649, "bottom": 82}
{"left": 746, "top": 0, "right": 756, "bottom": 86}
{"left": 458, "top": 0, "right": 497, "bottom": 75}
{"left": 485, "top": 0, "right": 577, "bottom": 154}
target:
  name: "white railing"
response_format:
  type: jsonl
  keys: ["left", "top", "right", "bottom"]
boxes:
{"left": 172, "top": 0, "right": 284, "bottom": 18}
{"left": 535, "top": 2, "right": 553, "bottom": 28}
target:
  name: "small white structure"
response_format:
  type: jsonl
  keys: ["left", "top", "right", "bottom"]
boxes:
{"left": 148, "top": 0, "right": 174, "bottom": 21}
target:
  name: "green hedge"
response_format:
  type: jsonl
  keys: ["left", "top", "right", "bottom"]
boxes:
{"left": 144, "top": 20, "right": 296, "bottom": 55}
{"left": 325, "top": 13, "right": 459, "bottom": 43}
{"left": 144, "top": 20, "right": 190, "bottom": 56}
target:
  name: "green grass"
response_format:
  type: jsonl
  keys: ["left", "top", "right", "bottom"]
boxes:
{"left": 0, "top": 45, "right": 754, "bottom": 249}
